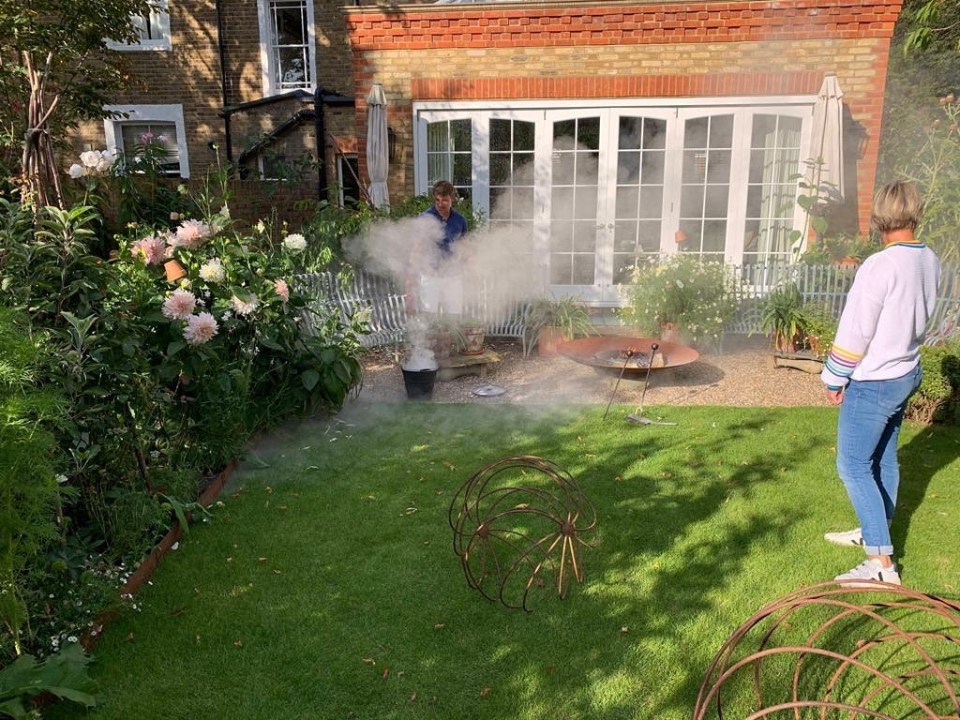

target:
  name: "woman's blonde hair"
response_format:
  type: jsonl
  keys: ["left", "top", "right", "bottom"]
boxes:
{"left": 870, "top": 181, "right": 924, "bottom": 234}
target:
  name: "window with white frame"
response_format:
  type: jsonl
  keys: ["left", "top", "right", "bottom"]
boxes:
{"left": 103, "top": 105, "right": 189, "bottom": 178}
{"left": 415, "top": 99, "right": 815, "bottom": 303}
{"left": 107, "top": 0, "right": 171, "bottom": 51}
{"left": 258, "top": 0, "right": 316, "bottom": 95}
{"left": 426, "top": 119, "right": 472, "bottom": 203}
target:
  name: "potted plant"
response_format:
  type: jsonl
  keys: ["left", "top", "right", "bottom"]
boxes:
{"left": 524, "top": 295, "right": 595, "bottom": 358}
{"left": 618, "top": 255, "right": 739, "bottom": 350}
{"left": 760, "top": 284, "right": 805, "bottom": 353}
{"left": 761, "top": 288, "right": 839, "bottom": 373}
{"left": 798, "top": 301, "right": 838, "bottom": 360}
{"left": 457, "top": 317, "right": 487, "bottom": 356}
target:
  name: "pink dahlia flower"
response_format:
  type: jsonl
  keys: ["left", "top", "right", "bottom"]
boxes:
{"left": 183, "top": 312, "right": 219, "bottom": 345}
{"left": 130, "top": 235, "right": 168, "bottom": 266}
{"left": 162, "top": 288, "right": 197, "bottom": 320}
{"left": 171, "top": 219, "right": 211, "bottom": 249}
{"left": 274, "top": 279, "right": 290, "bottom": 302}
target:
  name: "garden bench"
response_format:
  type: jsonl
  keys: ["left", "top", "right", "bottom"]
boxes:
{"left": 296, "top": 270, "right": 531, "bottom": 350}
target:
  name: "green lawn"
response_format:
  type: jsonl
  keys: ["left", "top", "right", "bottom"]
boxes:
{"left": 50, "top": 404, "right": 960, "bottom": 720}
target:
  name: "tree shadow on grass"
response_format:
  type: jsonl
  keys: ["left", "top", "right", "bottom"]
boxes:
{"left": 894, "top": 421, "right": 960, "bottom": 572}
{"left": 396, "top": 405, "right": 829, "bottom": 719}
{"left": 213, "top": 403, "right": 838, "bottom": 720}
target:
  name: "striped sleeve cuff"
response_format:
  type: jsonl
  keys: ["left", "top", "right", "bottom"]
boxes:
{"left": 823, "top": 344, "right": 862, "bottom": 380}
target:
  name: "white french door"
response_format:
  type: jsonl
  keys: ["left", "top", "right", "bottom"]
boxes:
{"left": 415, "top": 98, "right": 815, "bottom": 305}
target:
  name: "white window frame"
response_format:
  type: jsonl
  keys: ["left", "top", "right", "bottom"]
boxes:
{"left": 257, "top": 0, "right": 317, "bottom": 96}
{"left": 415, "top": 97, "right": 817, "bottom": 303}
{"left": 103, "top": 104, "right": 190, "bottom": 178}
{"left": 107, "top": 0, "right": 172, "bottom": 52}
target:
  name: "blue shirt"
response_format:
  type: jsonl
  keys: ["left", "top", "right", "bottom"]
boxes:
{"left": 421, "top": 206, "right": 468, "bottom": 256}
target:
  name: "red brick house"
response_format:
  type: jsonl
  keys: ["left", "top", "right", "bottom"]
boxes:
{"left": 74, "top": 0, "right": 904, "bottom": 303}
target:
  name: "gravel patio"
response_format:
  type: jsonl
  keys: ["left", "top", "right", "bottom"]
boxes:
{"left": 355, "top": 334, "right": 831, "bottom": 408}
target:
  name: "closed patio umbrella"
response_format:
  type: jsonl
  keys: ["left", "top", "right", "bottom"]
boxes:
{"left": 366, "top": 83, "right": 390, "bottom": 210}
{"left": 808, "top": 73, "right": 845, "bottom": 200}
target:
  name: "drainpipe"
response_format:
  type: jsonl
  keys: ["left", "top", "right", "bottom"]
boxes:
{"left": 215, "top": 0, "right": 233, "bottom": 164}
{"left": 315, "top": 86, "right": 326, "bottom": 203}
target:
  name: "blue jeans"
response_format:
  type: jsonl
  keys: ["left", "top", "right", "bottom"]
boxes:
{"left": 836, "top": 365, "right": 922, "bottom": 556}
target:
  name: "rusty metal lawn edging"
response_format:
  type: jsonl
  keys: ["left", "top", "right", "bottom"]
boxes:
{"left": 693, "top": 581, "right": 960, "bottom": 719}
{"left": 449, "top": 455, "right": 598, "bottom": 612}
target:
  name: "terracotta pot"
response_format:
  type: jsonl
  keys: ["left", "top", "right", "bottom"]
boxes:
{"left": 460, "top": 326, "right": 486, "bottom": 356}
{"left": 659, "top": 322, "right": 682, "bottom": 344}
{"left": 537, "top": 326, "right": 567, "bottom": 357}
{"left": 164, "top": 259, "right": 186, "bottom": 283}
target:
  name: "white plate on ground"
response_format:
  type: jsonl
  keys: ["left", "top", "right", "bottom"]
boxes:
{"left": 471, "top": 384, "right": 507, "bottom": 397}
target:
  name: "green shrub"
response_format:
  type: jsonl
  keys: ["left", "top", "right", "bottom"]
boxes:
{"left": 907, "top": 339, "right": 960, "bottom": 424}
{"left": 0, "top": 308, "right": 65, "bottom": 659}
{"left": 798, "top": 301, "right": 839, "bottom": 359}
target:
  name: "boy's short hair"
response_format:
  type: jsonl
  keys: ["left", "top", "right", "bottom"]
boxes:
{"left": 870, "top": 181, "right": 924, "bottom": 234}
{"left": 432, "top": 180, "right": 456, "bottom": 199}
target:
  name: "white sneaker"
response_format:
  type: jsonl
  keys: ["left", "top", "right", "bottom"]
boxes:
{"left": 835, "top": 559, "right": 901, "bottom": 587}
{"left": 824, "top": 528, "right": 863, "bottom": 547}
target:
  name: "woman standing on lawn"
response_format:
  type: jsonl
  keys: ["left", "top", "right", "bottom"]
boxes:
{"left": 821, "top": 180, "right": 940, "bottom": 586}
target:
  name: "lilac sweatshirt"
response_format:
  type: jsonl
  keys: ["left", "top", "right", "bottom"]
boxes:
{"left": 821, "top": 243, "right": 940, "bottom": 389}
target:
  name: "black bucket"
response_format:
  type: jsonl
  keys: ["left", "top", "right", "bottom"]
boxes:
{"left": 401, "top": 367, "right": 438, "bottom": 400}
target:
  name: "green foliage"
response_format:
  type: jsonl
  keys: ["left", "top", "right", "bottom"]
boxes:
{"left": 907, "top": 338, "right": 960, "bottom": 424}
{"left": 0, "top": 643, "right": 96, "bottom": 718}
{"left": 0, "top": 308, "right": 65, "bottom": 658}
{"left": 900, "top": 0, "right": 960, "bottom": 53}
{"left": 759, "top": 286, "right": 839, "bottom": 358}
{"left": 759, "top": 285, "right": 805, "bottom": 352}
{"left": 881, "top": 3, "right": 960, "bottom": 264}
{"left": 523, "top": 295, "right": 594, "bottom": 357}
{"left": 898, "top": 98, "right": 960, "bottom": 265}
{"left": 798, "top": 302, "right": 838, "bottom": 359}
{"left": 799, "top": 234, "right": 883, "bottom": 266}
{"left": 0, "top": 171, "right": 365, "bottom": 661}
{"left": 619, "top": 254, "right": 740, "bottom": 348}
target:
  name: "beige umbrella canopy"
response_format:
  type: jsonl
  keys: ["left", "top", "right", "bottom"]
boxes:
{"left": 365, "top": 83, "right": 390, "bottom": 210}
{"left": 808, "top": 73, "right": 845, "bottom": 200}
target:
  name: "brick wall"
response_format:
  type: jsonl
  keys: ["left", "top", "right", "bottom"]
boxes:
{"left": 70, "top": 0, "right": 357, "bottom": 214}
{"left": 346, "top": 0, "right": 904, "bottom": 233}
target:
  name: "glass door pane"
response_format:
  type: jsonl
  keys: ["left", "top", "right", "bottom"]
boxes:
{"left": 744, "top": 114, "right": 802, "bottom": 264}
{"left": 549, "top": 116, "right": 600, "bottom": 286}
{"left": 488, "top": 118, "right": 535, "bottom": 233}
{"left": 613, "top": 115, "right": 667, "bottom": 284}
{"left": 678, "top": 114, "right": 733, "bottom": 259}
{"left": 426, "top": 119, "right": 473, "bottom": 204}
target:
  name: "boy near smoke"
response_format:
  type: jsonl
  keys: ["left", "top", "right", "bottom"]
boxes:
{"left": 406, "top": 180, "right": 469, "bottom": 318}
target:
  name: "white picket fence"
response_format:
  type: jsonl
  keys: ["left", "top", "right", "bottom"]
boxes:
{"left": 297, "top": 262, "right": 960, "bottom": 348}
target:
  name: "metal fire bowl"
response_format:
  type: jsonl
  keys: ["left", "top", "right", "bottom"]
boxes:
{"left": 557, "top": 336, "right": 699, "bottom": 378}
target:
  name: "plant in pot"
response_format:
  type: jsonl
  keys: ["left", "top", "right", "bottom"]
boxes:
{"left": 798, "top": 301, "right": 838, "bottom": 360}
{"left": 618, "top": 255, "right": 739, "bottom": 349}
{"left": 760, "top": 284, "right": 806, "bottom": 353}
{"left": 457, "top": 317, "right": 487, "bottom": 356}
{"left": 524, "top": 295, "right": 595, "bottom": 358}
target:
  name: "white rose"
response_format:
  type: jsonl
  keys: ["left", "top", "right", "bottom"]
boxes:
{"left": 79, "top": 150, "right": 101, "bottom": 168}
{"left": 283, "top": 233, "right": 307, "bottom": 253}
{"left": 68, "top": 164, "right": 85, "bottom": 179}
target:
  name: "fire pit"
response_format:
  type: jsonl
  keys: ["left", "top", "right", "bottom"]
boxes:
{"left": 557, "top": 336, "right": 699, "bottom": 378}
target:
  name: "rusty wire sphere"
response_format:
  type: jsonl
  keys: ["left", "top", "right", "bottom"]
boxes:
{"left": 694, "top": 581, "right": 960, "bottom": 719}
{"left": 449, "top": 455, "right": 598, "bottom": 611}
